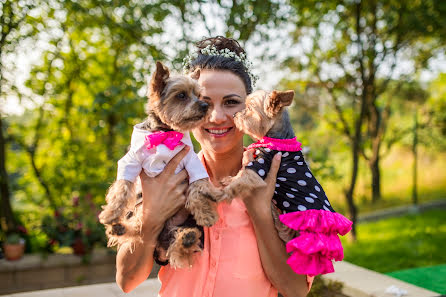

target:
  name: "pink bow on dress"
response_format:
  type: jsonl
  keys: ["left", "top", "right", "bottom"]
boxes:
{"left": 144, "top": 131, "right": 184, "bottom": 150}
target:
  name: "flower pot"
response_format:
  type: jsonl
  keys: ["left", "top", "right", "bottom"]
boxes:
{"left": 3, "top": 239, "right": 25, "bottom": 261}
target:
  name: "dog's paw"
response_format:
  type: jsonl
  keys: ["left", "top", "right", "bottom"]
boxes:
{"left": 209, "top": 188, "right": 229, "bottom": 203}
{"left": 98, "top": 208, "right": 118, "bottom": 225}
{"left": 181, "top": 229, "right": 198, "bottom": 248}
{"left": 194, "top": 209, "right": 218, "bottom": 227}
{"left": 220, "top": 176, "right": 234, "bottom": 187}
{"left": 168, "top": 227, "right": 202, "bottom": 269}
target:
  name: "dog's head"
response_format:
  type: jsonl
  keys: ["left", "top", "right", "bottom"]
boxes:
{"left": 147, "top": 62, "right": 209, "bottom": 132}
{"left": 234, "top": 90, "right": 294, "bottom": 140}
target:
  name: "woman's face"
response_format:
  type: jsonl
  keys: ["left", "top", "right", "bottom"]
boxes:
{"left": 193, "top": 69, "right": 247, "bottom": 154}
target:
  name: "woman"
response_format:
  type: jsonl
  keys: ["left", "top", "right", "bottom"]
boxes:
{"left": 115, "top": 36, "right": 312, "bottom": 297}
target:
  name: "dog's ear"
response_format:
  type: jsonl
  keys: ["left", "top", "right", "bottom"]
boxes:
{"left": 148, "top": 61, "right": 170, "bottom": 100}
{"left": 264, "top": 90, "right": 294, "bottom": 118}
{"left": 189, "top": 68, "right": 200, "bottom": 80}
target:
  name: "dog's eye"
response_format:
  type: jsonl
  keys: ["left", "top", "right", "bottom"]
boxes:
{"left": 177, "top": 92, "right": 187, "bottom": 100}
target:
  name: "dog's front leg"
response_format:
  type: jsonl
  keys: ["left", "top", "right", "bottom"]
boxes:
{"left": 222, "top": 168, "right": 267, "bottom": 200}
{"left": 99, "top": 179, "right": 136, "bottom": 225}
{"left": 99, "top": 180, "right": 139, "bottom": 248}
{"left": 271, "top": 204, "right": 298, "bottom": 243}
{"left": 186, "top": 179, "right": 220, "bottom": 227}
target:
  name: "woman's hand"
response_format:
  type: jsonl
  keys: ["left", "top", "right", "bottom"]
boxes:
{"left": 139, "top": 146, "right": 190, "bottom": 236}
{"left": 241, "top": 150, "right": 282, "bottom": 217}
{"left": 116, "top": 146, "right": 191, "bottom": 293}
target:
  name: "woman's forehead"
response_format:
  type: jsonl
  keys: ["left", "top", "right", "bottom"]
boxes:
{"left": 198, "top": 69, "right": 246, "bottom": 97}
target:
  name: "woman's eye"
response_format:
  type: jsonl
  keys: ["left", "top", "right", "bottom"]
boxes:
{"left": 225, "top": 99, "right": 241, "bottom": 105}
{"left": 177, "top": 92, "right": 187, "bottom": 99}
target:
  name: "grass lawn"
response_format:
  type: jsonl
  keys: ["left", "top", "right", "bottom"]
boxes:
{"left": 324, "top": 149, "right": 446, "bottom": 215}
{"left": 341, "top": 209, "right": 446, "bottom": 292}
{"left": 342, "top": 209, "right": 446, "bottom": 272}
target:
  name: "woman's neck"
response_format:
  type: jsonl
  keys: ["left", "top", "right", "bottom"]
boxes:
{"left": 201, "top": 145, "right": 244, "bottom": 185}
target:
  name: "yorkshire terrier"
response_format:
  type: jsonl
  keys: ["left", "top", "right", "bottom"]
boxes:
{"left": 99, "top": 61, "right": 221, "bottom": 268}
{"left": 221, "top": 90, "right": 352, "bottom": 276}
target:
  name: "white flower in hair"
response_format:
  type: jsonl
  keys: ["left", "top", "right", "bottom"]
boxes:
{"left": 182, "top": 45, "right": 259, "bottom": 86}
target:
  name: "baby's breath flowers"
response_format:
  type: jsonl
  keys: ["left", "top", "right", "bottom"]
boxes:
{"left": 183, "top": 44, "right": 259, "bottom": 86}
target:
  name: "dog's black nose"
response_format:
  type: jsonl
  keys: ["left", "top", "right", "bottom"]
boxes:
{"left": 198, "top": 101, "right": 209, "bottom": 112}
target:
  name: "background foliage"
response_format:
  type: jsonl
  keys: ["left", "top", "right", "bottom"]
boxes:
{"left": 1, "top": 0, "right": 445, "bottom": 257}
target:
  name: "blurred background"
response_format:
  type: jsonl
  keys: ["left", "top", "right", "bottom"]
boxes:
{"left": 0, "top": 0, "right": 445, "bottom": 294}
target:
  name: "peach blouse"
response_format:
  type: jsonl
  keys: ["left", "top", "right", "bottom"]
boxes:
{"left": 158, "top": 198, "right": 278, "bottom": 297}
{"left": 157, "top": 153, "right": 313, "bottom": 297}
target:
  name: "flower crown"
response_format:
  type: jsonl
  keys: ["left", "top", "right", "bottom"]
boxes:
{"left": 182, "top": 44, "right": 259, "bottom": 86}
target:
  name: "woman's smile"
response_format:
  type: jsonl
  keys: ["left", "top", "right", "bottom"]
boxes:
{"left": 204, "top": 126, "right": 234, "bottom": 138}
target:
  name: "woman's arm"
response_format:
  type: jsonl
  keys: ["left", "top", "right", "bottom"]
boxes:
{"left": 242, "top": 152, "right": 309, "bottom": 297}
{"left": 116, "top": 146, "right": 190, "bottom": 293}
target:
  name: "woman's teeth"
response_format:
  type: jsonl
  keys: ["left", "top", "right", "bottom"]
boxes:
{"left": 206, "top": 128, "right": 231, "bottom": 135}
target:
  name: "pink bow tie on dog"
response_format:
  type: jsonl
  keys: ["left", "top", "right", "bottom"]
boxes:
{"left": 144, "top": 131, "right": 184, "bottom": 150}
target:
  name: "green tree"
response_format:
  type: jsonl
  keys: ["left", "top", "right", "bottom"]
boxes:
{"left": 283, "top": 0, "right": 446, "bottom": 239}
{"left": 13, "top": 0, "right": 173, "bottom": 211}
{"left": 5, "top": 0, "right": 286, "bottom": 247}
{"left": 0, "top": 0, "right": 46, "bottom": 234}
{"left": 425, "top": 73, "right": 446, "bottom": 148}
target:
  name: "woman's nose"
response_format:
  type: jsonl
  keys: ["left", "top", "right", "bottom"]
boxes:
{"left": 209, "top": 106, "right": 226, "bottom": 124}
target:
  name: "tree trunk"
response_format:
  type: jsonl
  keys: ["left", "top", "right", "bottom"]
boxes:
{"left": 364, "top": 0, "right": 384, "bottom": 203}
{"left": 343, "top": 0, "right": 369, "bottom": 242}
{"left": 345, "top": 160, "right": 358, "bottom": 241}
{"left": 0, "top": 116, "right": 17, "bottom": 233}
{"left": 106, "top": 113, "right": 116, "bottom": 161}
{"left": 412, "top": 110, "right": 418, "bottom": 206}
{"left": 370, "top": 158, "right": 381, "bottom": 203}
{"left": 369, "top": 139, "right": 382, "bottom": 203}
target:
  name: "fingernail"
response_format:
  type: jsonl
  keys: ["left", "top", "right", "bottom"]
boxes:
{"left": 274, "top": 152, "right": 282, "bottom": 160}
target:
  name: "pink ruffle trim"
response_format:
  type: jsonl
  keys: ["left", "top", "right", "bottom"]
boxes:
{"left": 279, "top": 210, "right": 352, "bottom": 276}
{"left": 287, "top": 252, "right": 335, "bottom": 276}
{"left": 286, "top": 231, "right": 344, "bottom": 261}
{"left": 279, "top": 209, "right": 352, "bottom": 235}
{"left": 247, "top": 136, "right": 302, "bottom": 152}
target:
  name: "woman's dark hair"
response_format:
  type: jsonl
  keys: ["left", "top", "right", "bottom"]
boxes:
{"left": 187, "top": 36, "right": 253, "bottom": 94}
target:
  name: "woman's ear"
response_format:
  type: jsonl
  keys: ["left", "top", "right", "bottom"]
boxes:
{"left": 264, "top": 90, "right": 295, "bottom": 118}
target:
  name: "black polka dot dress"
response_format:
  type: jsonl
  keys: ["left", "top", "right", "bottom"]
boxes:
{"left": 246, "top": 140, "right": 352, "bottom": 276}
{"left": 246, "top": 148, "right": 334, "bottom": 214}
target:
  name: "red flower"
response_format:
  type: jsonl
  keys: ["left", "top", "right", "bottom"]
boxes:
{"left": 54, "top": 210, "right": 61, "bottom": 218}
{"left": 17, "top": 225, "right": 27, "bottom": 234}
{"left": 72, "top": 196, "right": 80, "bottom": 207}
{"left": 75, "top": 222, "right": 83, "bottom": 230}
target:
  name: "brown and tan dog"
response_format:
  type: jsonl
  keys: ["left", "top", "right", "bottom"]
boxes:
{"left": 221, "top": 90, "right": 298, "bottom": 242}
{"left": 221, "top": 90, "right": 351, "bottom": 276}
{"left": 99, "top": 62, "right": 221, "bottom": 268}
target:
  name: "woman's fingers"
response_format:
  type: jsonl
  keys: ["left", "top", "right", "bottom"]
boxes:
{"left": 172, "top": 169, "right": 189, "bottom": 185}
{"left": 162, "top": 146, "right": 190, "bottom": 176}
{"left": 264, "top": 152, "right": 282, "bottom": 186}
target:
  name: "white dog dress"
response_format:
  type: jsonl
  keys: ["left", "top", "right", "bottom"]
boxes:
{"left": 117, "top": 123, "right": 208, "bottom": 184}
